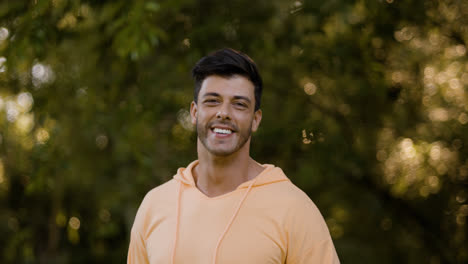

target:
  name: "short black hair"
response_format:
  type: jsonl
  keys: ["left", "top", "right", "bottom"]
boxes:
{"left": 192, "top": 48, "right": 263, "bottom": 111}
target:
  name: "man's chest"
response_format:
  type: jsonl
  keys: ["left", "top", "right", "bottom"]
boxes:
{"left": 144, "top": 203, "right": 288, "bottom": 264}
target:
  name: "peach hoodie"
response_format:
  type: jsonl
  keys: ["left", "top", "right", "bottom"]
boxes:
{"left": 128, "top": 160, "right": 340, "bottom": 264}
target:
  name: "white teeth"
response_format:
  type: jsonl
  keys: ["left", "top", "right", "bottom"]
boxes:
{"left": 213, "top": 128, "right": 232, "bottom": 134}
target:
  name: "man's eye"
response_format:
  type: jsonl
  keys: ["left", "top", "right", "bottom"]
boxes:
{"left": 204, "top": 99, "right": 218, "bottom": 104}
{"left": 234, "top": 102, "right": 247, "bottom": 108}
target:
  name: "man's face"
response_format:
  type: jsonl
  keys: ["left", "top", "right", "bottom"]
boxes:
{"left": 190, "top": 75, "right": 262, "bottom": 157}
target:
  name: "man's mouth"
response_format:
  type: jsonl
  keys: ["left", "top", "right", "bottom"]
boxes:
{"left": 209, "top": 122, "right": 237, "bottom": 136}
{"left": 212, "top": 128, "right": 233, "bottom": 135}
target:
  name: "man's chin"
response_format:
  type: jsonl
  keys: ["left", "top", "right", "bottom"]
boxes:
{"left": 207, "top": 147, "right": 237, "bottom": 157}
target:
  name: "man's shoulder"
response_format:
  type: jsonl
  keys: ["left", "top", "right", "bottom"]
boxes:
{"left": 132, "top": 179, "right": 177, "bottom": 226}
{"left": 265, "top": 175, "right": 314, "bottom": 204}
{"left": 140, "top": 178, "right": 178, "bottom": 206}
{"left": 265, "top": 177, "right": 331, "bottom": 237}
{"left": 261, "top": 174, "right": 324, "bottom": 217}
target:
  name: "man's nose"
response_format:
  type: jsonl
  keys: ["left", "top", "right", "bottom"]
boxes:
{"left": 216, "top": 104, "right": 231, "bottom": 120}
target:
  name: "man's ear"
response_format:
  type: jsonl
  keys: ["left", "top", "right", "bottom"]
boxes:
{"left": 251, "top": 109, "right": 262, "bottom": 132}
{"left": 190, "top": 101, "right": 197, "bottom": 125}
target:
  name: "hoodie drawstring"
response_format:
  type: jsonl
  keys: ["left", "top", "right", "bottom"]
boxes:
{"left": 211, "top": 178, "right": 257, "bottom": 264}
{"left": 171, "top": 178, "right": 257, "bottom": 264}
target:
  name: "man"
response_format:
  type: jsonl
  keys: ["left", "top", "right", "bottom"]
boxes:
{"left": 128, "top": 48, "right": 340, "bottom": 264}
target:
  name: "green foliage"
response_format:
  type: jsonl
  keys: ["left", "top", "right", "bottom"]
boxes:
{"left": 1, "top": 0, "right": 467, "bottom": 263}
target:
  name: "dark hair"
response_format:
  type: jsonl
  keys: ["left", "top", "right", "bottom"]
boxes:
{"left": 192, "top": 48, "right": 263, "bottom": 111}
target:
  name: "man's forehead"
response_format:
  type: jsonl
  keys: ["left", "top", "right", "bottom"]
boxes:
{"left": 200, "top": 75, "right": 255, "bottom": 97}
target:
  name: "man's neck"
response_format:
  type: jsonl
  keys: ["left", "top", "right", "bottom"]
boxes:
{"left": 193, "top": 143, "right": 264, "bottom": 197}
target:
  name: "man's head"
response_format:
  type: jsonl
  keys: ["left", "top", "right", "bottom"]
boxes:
{"left": 190, "top": 49, "right": 263, "bottom": 157}
{"left": 192, "top": 48, "right": 263, "bottom": 112}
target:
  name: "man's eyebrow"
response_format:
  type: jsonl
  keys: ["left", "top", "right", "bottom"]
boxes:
{"left": 202, "top": 92, "right": 221, "bottom": 98}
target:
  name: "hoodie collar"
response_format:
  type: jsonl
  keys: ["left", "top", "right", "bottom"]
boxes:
{"left": 173, "top": 160, "right": 289, "bottom": 189}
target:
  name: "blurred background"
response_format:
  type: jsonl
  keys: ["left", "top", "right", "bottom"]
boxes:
{"left": 0, "top": 0, "right": 467, "bottom": 263}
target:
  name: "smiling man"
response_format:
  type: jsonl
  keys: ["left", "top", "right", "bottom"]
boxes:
{"left": 127, "top": 49, "right": 340, "bottom": 264}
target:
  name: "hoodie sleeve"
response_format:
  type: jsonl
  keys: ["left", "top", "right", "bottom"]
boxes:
{"left": 127, "top": 228, "right": 150, "bottom": 264}
{"left": 285, "top": 193, "right": 340, "bottom": 264}
{"left": 127, "top": 195, "right": 151, "bottom": 264}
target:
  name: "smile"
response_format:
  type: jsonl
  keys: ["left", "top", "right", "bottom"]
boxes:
{"left": 213, "top": 128, "right": 233, "bottom": 135}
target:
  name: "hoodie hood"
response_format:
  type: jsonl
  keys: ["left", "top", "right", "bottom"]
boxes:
{"left": 170, "top": 160, "right": 290, "bottom": 264}
{"left": 173, "top": 160, "right": 290, "bottom": 189}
